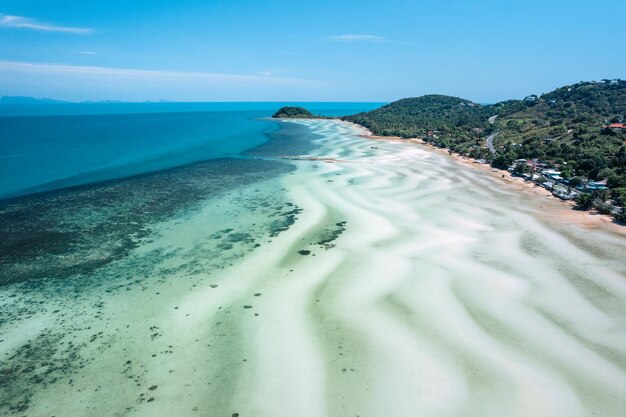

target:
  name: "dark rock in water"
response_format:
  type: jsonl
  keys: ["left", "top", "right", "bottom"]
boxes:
{"left": 225, "top": 232, "right": 253, "bottom": 243}
{"left": 254, "top": 293, "right": 261, "bottom": 296}
{"left": 0, "top": 329, "right": 84, "bottom": 413}
{"left": 298, "top": 250, "right": 311, "bottom": 256}
{"left": 243, "top": 305, "right": 253, "bottom": 309}
{"left": 267, "top": 206, "right": 302, "bottom": 237}
{"left": 217, "top": 242, "right": 234, "bottom": 250}
{"left": 149, "top": 385, "right": 157, "bottom": 391}
{"left": 316, "top": 220, "right": 347, "bottom": 249}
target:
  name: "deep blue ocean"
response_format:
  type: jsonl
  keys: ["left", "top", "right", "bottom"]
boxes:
{"left": 0, "top": 102, "right": 382, "bottom": 198}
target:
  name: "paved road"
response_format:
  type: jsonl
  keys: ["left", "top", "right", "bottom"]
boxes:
{"left": 486, "top": 115, "right": 498, "bottom": 154}
{"left": 486, "top": 132, "right": 497, "bottom": 154}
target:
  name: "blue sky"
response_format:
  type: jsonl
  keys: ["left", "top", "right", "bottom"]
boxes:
{"left": 1, "top": 0, "right": 625, "bottom": 102}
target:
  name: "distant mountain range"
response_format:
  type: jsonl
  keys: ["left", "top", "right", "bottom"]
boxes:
{"left": 0, "top": 96, "right": 70, "bottom": 104}
{"left": 0, "top": 96, "right": 175, "bottom": 104}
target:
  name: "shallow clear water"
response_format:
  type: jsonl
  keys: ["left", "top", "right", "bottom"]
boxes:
{"left": 1, "top": 117, "right": 625, "bottom": 417}
{"left": 0, "top": 113, "right": 311, "bottom": 413}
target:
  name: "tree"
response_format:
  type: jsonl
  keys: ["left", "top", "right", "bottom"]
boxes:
{"left": 606, "top": 172, "right": 626, "bottom": 189}
{"left": 560, "top": 165, "right": 573, "bottom": 179}
{"left": 513, "top": 162, "right": 530, "bottom": 175}
{"left": 597, "top": 168, "right": 615, "bottom": 180}
{"left": 592, "top": 189, "right": 610, "bottom": 202}
{"left": 596, "top": 202, "right": 613, "bottom": 215}
{"left": 575, "top": 193, "right": 594, "bottom": 210}
{"left": 610, "top": 187, "right": 626, "bottom": 206}
{"left": 491, "top": 153, "right": 516, "bottom": 170}
{"left": 614, "top": 146, "right": 626, "bottom": 168}
{"left": 569, "top": 176, "right": 585, "bottom": 188}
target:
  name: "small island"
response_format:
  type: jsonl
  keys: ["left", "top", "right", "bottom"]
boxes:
{"left": 272, "top": 106, "right": 315, "bottom": 119}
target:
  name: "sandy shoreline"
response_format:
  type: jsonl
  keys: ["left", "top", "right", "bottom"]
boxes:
{"left": 283, "top": 117, "right": 622, "bottom": 232}
{"left": 353, "top": 129, "right": 625, "bottom": 235}
{"left": 2, "top": 118, "right": 625, "bottom": 417}
{"left": 282, "top": 119, "right": 626, "bottom": 416}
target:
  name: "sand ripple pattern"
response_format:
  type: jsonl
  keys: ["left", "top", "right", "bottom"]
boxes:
{"left": 228, "top": 120, "right": 626, "bottom": 417}
{"left": 2, "top": 119, "right": 625, "bottom": 417}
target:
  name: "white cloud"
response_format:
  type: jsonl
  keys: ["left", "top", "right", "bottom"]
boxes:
{"left": 0, "top": 14, "right": 93, "bottom": 34}
{"left": 79, "top": 51, "right": 97, "bottom": 55}
{"left": 255, "top": 69, "right": 289, "bottom": 77}
{"left": 327, "top": 34, "right": 387, "bottom": 42}
{"left": 0, "top": 60, "right": 328, "bottom": 101}
{"left": 0, "top": 61, "right": 316, "bottom": 83}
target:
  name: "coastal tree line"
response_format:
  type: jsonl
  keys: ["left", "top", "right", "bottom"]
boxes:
{"left": 341, "top": 80, "right": 626, "bottom": 222}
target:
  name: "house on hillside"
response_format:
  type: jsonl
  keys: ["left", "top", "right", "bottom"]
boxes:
{"left": 604, "top": 123, "right": 626, "bottom": 130}
{"left": 523, "top": 95, "right": 539, "bottom": 104}
{"left": 553, "top": 186, "right": 578, "bottom": 200}
{"left": 541, "top": 169, "right": 563, "bottom": 181}
{"left": 586, "top": 180, "right": 609, "bottom": 191}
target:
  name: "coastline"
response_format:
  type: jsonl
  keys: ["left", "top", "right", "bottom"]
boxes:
{"left": 3, "top": 117, "right": 626, "bottom": 416}
{"left": 346, "top": 125, "right": 625, "bottom": 235}
{"left": 283, "top": 119, "right": 626, "bottom": 416}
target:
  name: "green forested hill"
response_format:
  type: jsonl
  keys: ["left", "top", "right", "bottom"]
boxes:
{"left": 342, "top": 80, "right": 626, "bottom": 213}
{"left": 490, "top": 80, "right": 626, "bottom": 188}
{"left": 344, "top": 95, "right": 489, "bottom": 138}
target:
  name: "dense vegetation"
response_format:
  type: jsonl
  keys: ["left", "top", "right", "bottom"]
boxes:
{"left": 344, "top": 95, "right": 490, "bottom": 138}
{"left": 272, "top": 106, "right": 315, "bottom": 118}
{"left": 491, "top": 81, "right": 625, "bottom": 181}
{"left": 343, "top": 80, "right": 626, "bottom": 215}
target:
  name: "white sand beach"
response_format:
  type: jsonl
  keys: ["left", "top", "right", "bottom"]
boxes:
{"left": 2, "top": 119, "right": 626, "bottom": 417}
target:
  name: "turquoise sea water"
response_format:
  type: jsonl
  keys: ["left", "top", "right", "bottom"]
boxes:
{"left": 0, "top": 102, "right": 380, "bottom": 287}
{"left": 2, "top": 113, "right": 626, "bottom": 417}
{"left": 0, "top": 102, "right": 382, "bottom": 198}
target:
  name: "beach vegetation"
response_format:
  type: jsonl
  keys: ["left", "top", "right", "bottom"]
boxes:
{"left": 614, "top": 207, "right": 626, "bottom": 223}
{"left": 575, "top": 193, "right": 594, "bottom": 210}
{"left": 610, "top": 187, "right": 626, "bottom": 206}
{"left": 342, "top": 79, "right": 626, "bottom": 210}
